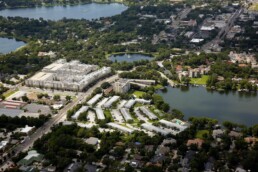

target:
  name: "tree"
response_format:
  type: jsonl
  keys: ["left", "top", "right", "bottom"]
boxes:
{"left": 65, "top": 95, "right": 71, "bottom": 102}
{"left": 101, "top": 82, "right": 111, "bottom": 89}
{"left": 21, "top": 95, "right": 29, "bottom": 102}
{"left": 252, "top": 124, "right": 258, "bottom": 137}
{"left": 53, "top": 95, "right": 60, "bottom": 101}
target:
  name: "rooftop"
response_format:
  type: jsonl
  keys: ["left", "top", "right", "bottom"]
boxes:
{"left": 85, "top": 137, "right": 99, "bottom": 145}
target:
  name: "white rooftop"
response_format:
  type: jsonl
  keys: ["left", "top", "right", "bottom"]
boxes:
{"left": 20, "top": 125, "right": 34, "bottom": 133}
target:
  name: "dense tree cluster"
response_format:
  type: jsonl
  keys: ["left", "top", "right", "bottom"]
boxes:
{"left": 0, "top": 53, "right": 51, "bottom": 75}
{"left": 119, "top": 63, "right": 163, "bottom": 82}
{"left": 30, "top": 117, "right": 258, "bottom": 171}
{"left": 0, "top": 115, "right": 50, "bottom": 131}
{"left": 172, "top": 52, "right": 229, "bottom": 67}
{"left": 33, "top": 124, "right": 164, "bottom": 170}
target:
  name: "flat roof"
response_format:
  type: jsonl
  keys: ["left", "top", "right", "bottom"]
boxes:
{"left": 20, "top": 125, "right": 34, "bottom": 133}
{"left": 87, "top": 94, "right": 102, "bottom": 106}
{"left": 72, "top": 106, "right": 89, "bottom": 120}
{"left": 23, "top": 103, "right": 52, "bottom": 115}
{"left": 107, "top": 122, "right": 134, "bottom": 133}
{"left": 95, "top": 108, "right": 105, "bottom": 120}
{"left": 120, "top": 108, "right": 133, "bottom": 121}
{"left": 0, "top": 108, "right": 24, "bottom": 117}
{"left": 43, "top": 63, "right": 64, "bottom": 71}
{"left": 29, "top": 72, "right": 53, "bottom": 81}
{"left": 141, "top": 123, "right": 169, "bottom": 135}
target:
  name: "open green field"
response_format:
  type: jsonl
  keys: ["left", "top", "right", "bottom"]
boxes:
{"left": 195, "top": 130, "right": 209, "bottom": 139}
{"left": 190, "top": 75, "right": 209, "bottom": 85}
{"left": 133, "top": 91, "right": 145, "bottom": 98}
{"left": 249, "top": 3, "right": 258, "bottom": 11}
{"left": 3, "top": 89, "right": 18, "bottom": 98}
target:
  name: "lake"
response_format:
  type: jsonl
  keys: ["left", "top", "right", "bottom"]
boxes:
{"left": 0, "top": 3, "right": 128, "bottom": 20}
{"left": 109, "top": 53, "right": 154, "bottom": 63}
{"left": 0, "top": 38, "right": 26, "bottom": 54}
{"left": 157, "top": 86, "right": 258, "bottom": 126}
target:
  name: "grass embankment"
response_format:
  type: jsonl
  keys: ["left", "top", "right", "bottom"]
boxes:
{"left": 3, "top": 89, "right": 18, "bottom": 99}
{"left": 190, "top": 75, "right": 209, "bottom": 85}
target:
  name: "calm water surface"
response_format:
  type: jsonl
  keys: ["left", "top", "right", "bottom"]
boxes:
{"left": 0, "top": 3, "right": 127, "bottom": 20}
{"left": 110, "top": 54, "right": 153, "bottom": 62}
{"left": 0, "top": 38, "right": 26, "bottom": 54}
{"left": 157, "top": 86, "right": 258, "bottom": 126}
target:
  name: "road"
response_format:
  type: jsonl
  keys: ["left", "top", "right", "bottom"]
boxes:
{"left": 0, "top": 74, "right": 119, "bottom": 169}
{"left": 158, "top": 71, "right": 175, "bottom": 87}
{"left": 201, "top": 8, "right": 243, "bottom": 52}
{"left": 171, "top": 8, "right": 191, "bottom": 29}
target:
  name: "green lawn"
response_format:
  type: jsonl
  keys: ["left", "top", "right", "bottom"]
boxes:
{"left": 195, "top": 130, "right": 209, "bottom": 139}
{"left": 154, "top": 84, "right": 163, "bottom": 89}
{"left": 133, "top": 91, "right": 145, "bottom": 98}
{"left": 3, "top": 89, "right": 18, "bottom": 98}
{"left": 190, "top": 75, "right": 209, "bottom": 85}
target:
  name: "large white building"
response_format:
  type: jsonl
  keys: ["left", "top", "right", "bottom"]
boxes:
{"left": 25, "top": 59, "right": 111, "bottom": 91}
{"left": 103, "top": 96, "right": 120, "bottom": 108}
{"left": 87, "top": 94, "right": 102, "bottom": 106}
{"left": 107, "top": 122, "right": 134, "bottom": 133}
{"left": 113, "top": 79, "right": 131, "bottom": 93}
{"left": 120, "top": 108, "right": 133, "bottom": 121}
{"left": 139, "top": 106, "right": 158, "bottom": 120}
{"left": 141, "top": 123, "right": 169, "bottom": 136}
{"left": 71, "top": 106, "right": 89, "bottom": 120}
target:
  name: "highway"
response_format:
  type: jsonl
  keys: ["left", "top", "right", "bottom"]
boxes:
{"left": 0, "top": 74, "right": 119, "bottom": 169}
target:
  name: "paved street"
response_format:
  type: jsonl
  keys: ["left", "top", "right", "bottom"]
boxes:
{"left": 0, "top": 74, "right": 119, "bottom": 169}
{"left": 201, "top": 8, "right": 243, "bottom": 51}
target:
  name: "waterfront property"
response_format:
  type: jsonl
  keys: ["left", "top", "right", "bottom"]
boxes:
{"left": 159, "top": 119, "right": 188, "bottom": 132}
{"left": 157, "top": 86, "right": 258, "bottom": 126}
{"left": 139, "top": 106, "right": 158, "bottom": 120}
{"left": 141, "top": 123, "right": 169, "bottom": 136}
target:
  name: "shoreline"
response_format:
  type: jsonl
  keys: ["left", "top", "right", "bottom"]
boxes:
{"left": 0, "top": 0, "right": 128, "bottom": 11}
{"left": 106, "top": 52, "right": 155, "bottom": 59}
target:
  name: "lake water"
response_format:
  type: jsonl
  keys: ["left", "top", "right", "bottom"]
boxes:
{"left": 157, "top": 86, "right": 258, "bottom": 126}
{"left": 0, "top": 38, "right": 26, "bottom": 54}
{"left": 109, "top": 53, "right": 154, "bottom": 62}
{"left": 0, "top": 3, "right": 127, "bottom": 20}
